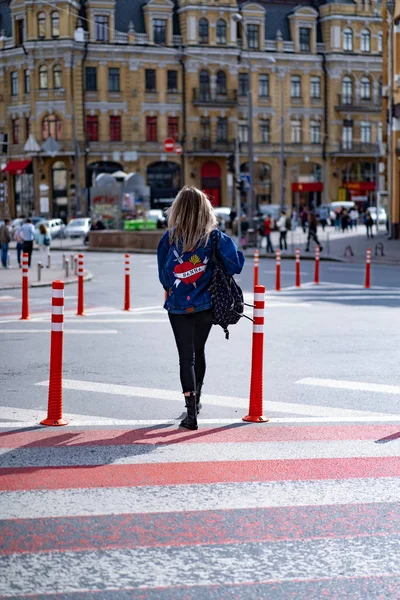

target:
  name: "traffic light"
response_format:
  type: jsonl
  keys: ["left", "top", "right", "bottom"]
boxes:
{"left": 236, "top": 178, "right": 244, "bottom": 194}
{"left": 228, "top": 153, "right": 235, "bottom": 174}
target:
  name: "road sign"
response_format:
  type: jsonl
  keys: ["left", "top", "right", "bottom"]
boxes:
{"left": 164, "top": 138, "right": 175, "bottom": 153}
{"left": 175, "top": 145, "right": 182, "bottom": 155}
{"left": 240, "top": 173, "right": 251, "bottom": 191}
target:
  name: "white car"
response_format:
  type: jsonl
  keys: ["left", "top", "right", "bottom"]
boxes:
{"left": 368, "top": 207, "right": 387, "bottom": 225}
{"left": 328, "top": 201, "right": 355, "bottom": 222}
{"left": 64, "top": 218, "right": 91, "bottom": 239}
{"left": 35, "top": 218, "right": 65, "bottom": 239}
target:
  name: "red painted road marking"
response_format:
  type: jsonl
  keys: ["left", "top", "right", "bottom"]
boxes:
{"left": 1, "top": 456, "right": 400, "bottom": 491}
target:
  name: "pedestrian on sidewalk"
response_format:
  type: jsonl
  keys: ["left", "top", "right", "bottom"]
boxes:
{"left": 319, "top": 205, "right": 328, "bottom": 231}
{"left": 35, "top": 222, "right": 51, "bottom": 267}
{"left": 305, "top": 212, "right": 323, "bottom": 252}
{"left": 17, "top": 218, "right": 36, "bottom": 267}
{"left": 341, "top": 209, "right": 350, "bottom": 233}
{"left": 365, "top": 210, "right": 374, "bottom": 238}
{"left": 291, "top": 209, "right": 298, "bottom": 232}
{"left": 277, "top": 211, "right": 288, "bottom": 251}
{"left": 0, "top": 218, "right": 11, "bottom": 268}
{"left": 300, "top": 208, "right": 308, "bottom": 234}
{"left": 14, "top": 227, "right": 24, "bottom": 268}
{"left": 263, "top": 213, "right": 274, "bottom": 254}
{"left": 240, "top": 214, "right": 249, "bottom": 249}
{"left": 350, "top": 207, "right": 359, "bottom": 230}
{"left": 157, "top": 186, "right": 244, "bottom": 431}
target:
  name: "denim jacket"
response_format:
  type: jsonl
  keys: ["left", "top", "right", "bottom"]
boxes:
{"left": 157, "top": 229, "right": 245, "bottom": 314}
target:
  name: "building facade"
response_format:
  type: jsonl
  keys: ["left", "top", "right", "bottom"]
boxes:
{"left": 0, "top": 0, "right": 384, "bottom": 221}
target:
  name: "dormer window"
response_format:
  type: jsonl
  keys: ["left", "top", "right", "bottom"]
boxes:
{"left": 199, "top": 18, "right": 209, "bottom": 44}
{"left": 95, "top": 15, "right": 109, "bottom": 42}
{"left": 38, "top": 13, "right": 46, "bottom": 39}
{"left": 299, "top": 27, "right": 310, "bottom": 52}
{"left": 247, "top": 24, "right": 259, "bottom": 49}
{"left": 153, "top": 19, "right": 166, "bottom": 44}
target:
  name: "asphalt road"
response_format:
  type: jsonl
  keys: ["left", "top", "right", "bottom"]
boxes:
{"left": 0, "top": 251, "right": 399, "bottom": 598}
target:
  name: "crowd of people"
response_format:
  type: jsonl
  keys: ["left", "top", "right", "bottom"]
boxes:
{"left": 0, "top": 217, "right": 51, "bottom": 269}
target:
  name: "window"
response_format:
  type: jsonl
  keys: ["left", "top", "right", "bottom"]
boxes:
{"left": 11, "top": 72, "right": 18, "bottom": 96}
{"left": 108, "top": 68, "right": 120, "bottom": 92}
{"left": 378, "top": 77, "right": 383, "bottom": 100}
{"left": 53, "top": 65, "right": 62, "bottom": 89}
{"left": 361, "top": 121, "right": 371, "bottom": 144}
{"left": 216, "top": 19, "right": 226, "bottom": 45}
{"left": 311, "top": 121, "right": 321, "bottom": 144}
{"left": 361, "top": 29, "right": 370, "bottom": 53}
{"left": 199, "top": 70, "right": 210, "bottom": 101}
{"left": 378, "top": 31, "right": 383, "bottom": 53}
{"left": 24, "top": 70, "right": 30, "bottom": 94}
{"left": 310, "top": 76, "right": 321, "bottom": 98}
{"left": 25, "top": 117, "right": 30, "bottom": 141}
{"left": 342, "top": 76, "right": 353, "bottom": 104}
{"left": 360, "top": 76, "right": 371, "bottom": 100}
{"left": 247, "top": 24, "right": 259, "bottom": 49}
{"left": 168, "top": 116, "right": 179, "bottom": 141}
{"left": 39, "top": 65, "right": 48, "bottom": 90}
{"left": 153, "top": 19, "right": 166, "bottom": 44}
{"left": 86, "top": 115, "right": 98, "bottom": 142}
{"left": 109, "top": 116, "right": 121, "bottom": 142}
{"left": 95, "top": 15, "right": 109, "bottom": 42}
{"left": 199, "top": 18, "right": 209, "bottom": 44}
{"left": 42, "top": 114, "right": 62, "bottom": 140}
{"left": 342, "top": 120, "right": 353, "bottom": 149}
{"left": 239, "top": 72, "right": 249, "bottom": 96}
{"left": 145, "top": 69, "right": 156, "bottom": 92}
{"left": 85, "top": 67, "right": 97, "bottom": 91}
{"left": 299, "top": 28, "right": 310, "bottom": 52}
{"left": 167, "top": 70, "right": 178, "bottom": 92}
{"left": 217, "top": 117, "right": 228, "bottom": 142}
{"left": 200, "top": 117, "right": 210, "bottom": 141}
{"left": 239, "top": 122, "right": 248, "bottom": 143}
{"left": 146, "top": 116, "right": 157, "bottom": 142}
{"left": 260, "top": 120, "right": 270, "bottom": 144}
{"left": 216, "top": 71, "right": 227, "bottom": 96}
{"left": 38, "top": 12, "right": 46, "bottom": 38}
{"left": 291, "top": 75, "right": 301, "bottom": 98}
{"left": 343, "top": 28, "right": 353, "bottom": 52}
{"left": 16, "top": 19, "right": 24, "bottom": 45}
{"left": 259, "top": 74, "right": 269, "bottom": 97}
{"left": 291, "top": 119, "right": 302, "bottom": 144}
{"left": 11, "top": 118, "right": 20, "bottom": 144}
{"left": 51, "top": 12, "right": 59, "bottom": 37}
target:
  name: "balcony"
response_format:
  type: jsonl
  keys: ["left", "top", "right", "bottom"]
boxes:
{"left": 192, "top": 89, "right": 237, "bottom": 107}
{"left": 330, "top": 142, "right": 379, "bottom": 156}
{"left": 35, "top": 88, "right": 66, "bottom": 100}
{"left": 335, "top": 95, "right": 381, "bottom": 113}
{"left": 188, "top": 139, "right": 234, "bottom": 154}
{"left": 115, "top": 31, "right": 128, "bottom": 44}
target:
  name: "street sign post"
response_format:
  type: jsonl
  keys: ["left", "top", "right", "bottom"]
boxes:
{"left": 240, "top": 173, "right": 251, "bottom": 191}
{"left": 164, "top": 138, "right": 175, "bottom": 153}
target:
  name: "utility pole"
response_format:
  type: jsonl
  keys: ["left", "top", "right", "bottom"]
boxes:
{"left": 279, "top": 70, "right": 285, "bottom": 210}
{"left": 71, "top": 51, "right": 82, "bottom": 216}
{"left": 387, "top": 5, "right": 394, "bottom": 238}
{"left": 235, "top": 133, "right": 242, "bottom": 249}
{"left": 375, "top": 132, "right": 380, "bottom": 233}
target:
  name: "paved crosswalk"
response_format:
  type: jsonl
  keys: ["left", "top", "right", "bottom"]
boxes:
{"left": 0, "top": 421, "right": 399, "bottom": 598}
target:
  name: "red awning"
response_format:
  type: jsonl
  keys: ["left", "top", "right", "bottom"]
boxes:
{"left": 292, "top": 182, "right": 324, "bottom": 193}
{"left": 2, "top": 160, "right": 32, "bottom": 175}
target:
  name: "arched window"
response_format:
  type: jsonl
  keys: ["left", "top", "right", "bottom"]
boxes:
{"left": 216, "top": 71, "right": 227, "bottom": 96}
{"left": 39, "top": 65, "right": 48, "bottom": 89}
{"left": 216, "top": 19, "right": 227, "bottom": 45}
{"left": 360, "top": 76, "right": 371, "bottom": 100}
{"left": 199, "top": 70, "right": 210, "bottom": 101}
{"left": 342, "top": 76, "right": 353, "bottom": 104}
{"left": 199, "top": 18, "right": 209, "bottom": 44}
{"left": 53, "top": 65, "right": 62, "bottom": 89}
{"left": 361, "top": 29, "right": 370, "bottom": 52}
{"left": 42, "top": 114, "right": 62, "bottom": 140}
{"left": 343, "top": 28, "right": 353, "bottom": 52}
{"left": 51, "top": 12, "right": 60, "bottom": 37}
{"left": 38, "top": 12, "right": 46, "bottom": 38}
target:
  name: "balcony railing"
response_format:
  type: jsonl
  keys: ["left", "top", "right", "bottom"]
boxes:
{"left": 188, "top": 139, "right": 235, "bottom": 153}
{"left": 172, "top": 35, "right": 182, "bottom": 45}
{"left": 115, "top": 31, "right": 128, "bottom": 43}
{"left": 135, "top": 33, "right": 149, "bottom": 44}
{"left": 192, "top": 89, "right": 237, "bottom": 106}
{"left": 283, "top": 41, "right": 295, "bottom": 52}
{"left": 265, "top": 40, "right": 277, "bottom": 51}
{"left": 331, "top": 142, "right": 379, "bottom": 155}
{"left": 335, "top": 94, "right": 381, "bottom": 112}
{"left": 35, "top": 88, "right": 66, "bottom": 100}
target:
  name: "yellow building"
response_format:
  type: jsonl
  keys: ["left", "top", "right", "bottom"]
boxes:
{"left": 0, "top": 0, "right": 384, "bottom": 222}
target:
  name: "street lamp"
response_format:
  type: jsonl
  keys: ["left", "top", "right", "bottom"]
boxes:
{"left": 386, "top": 0, "right": 395, "bottom": 238}
{"left": 233, "top": 12, "right": 275, "bottom": 236}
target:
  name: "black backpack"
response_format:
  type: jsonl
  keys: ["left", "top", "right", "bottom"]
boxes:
{"left": 209, "top": 231, "right": 246, "bottom": 339}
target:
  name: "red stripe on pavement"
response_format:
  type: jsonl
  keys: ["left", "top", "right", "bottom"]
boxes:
{"left": 1, "top": 456, "right": 400, "bottom": 492}
{"left": 0, "top": 424, "right": 398, "bottom": 448}
{"left": 1, "top": 502, "right": 398, "bottom": 555}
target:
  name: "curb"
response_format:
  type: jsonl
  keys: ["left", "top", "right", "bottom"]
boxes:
{"left": 0, "top": 270, "right": 94, "bottom": 291}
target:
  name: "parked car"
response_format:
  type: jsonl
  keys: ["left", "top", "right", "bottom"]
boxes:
{"left": 328, "top": 201, "right": 355, "bottom": 222}
{"left": 63, "top": 218, "right": 91, "bottom": 239}
{"left": 368, "top": 207, "right": 387, "bottom": 225}
{"left": 214, "top": 207, "right": 231, "bottom": 231}
{"left": 35, "top": 218, "right": 65, "bottom": 239}
{"left": 146, "top": 209, "right": 166, "bottom": 228}
{"left": 10, "top": 218, "right": 25, "bottom": 236}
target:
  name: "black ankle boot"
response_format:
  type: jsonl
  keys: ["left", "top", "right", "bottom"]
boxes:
{"left": 196, "top": 383, "right": 203, "bottom": 414}
{"left": 180, "top": 393, "right": 198, "bottom": 430}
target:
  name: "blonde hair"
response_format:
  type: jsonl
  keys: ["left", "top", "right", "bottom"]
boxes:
{"left": 167, "top": 186, "right": 218, "bottom": 253}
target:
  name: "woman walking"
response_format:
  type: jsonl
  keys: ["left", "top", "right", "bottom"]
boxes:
{"left": 36, "top": 222, "right": 51, "bottom": 267}
{"left": 157, "top": 187, "right": 244, "bottom": 430}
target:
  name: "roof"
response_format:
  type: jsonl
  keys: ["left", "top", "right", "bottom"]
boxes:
{"left": 0, "top": 0, "right": 11, "bottom": 37}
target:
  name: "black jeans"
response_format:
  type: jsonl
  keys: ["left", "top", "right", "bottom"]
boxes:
{"left": 306, "top": 230, "right": 321, "bottom": 250}
{"left": 279, "top": 231, "right": 287, "bottom": 250}
{"left": 169, "top": 309, "right": 213, "bottom": 393}
{"left": 23, "top": 240, "right": 33, "bottom": 267}
{"left": 265, "top": 234, "right": 273, "bottom": 253}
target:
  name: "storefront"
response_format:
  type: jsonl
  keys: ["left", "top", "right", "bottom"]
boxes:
{"left": 147, "top": 161, "right": 181, "bottom": 209}
{"left": 340, "top": 181, "right": 376, "bottom": 207}
{"left": 292, "top": 182, "right": 324, "bottom": 211}
{"left": 2, "top": 160, "right": 33, "bottom": 217}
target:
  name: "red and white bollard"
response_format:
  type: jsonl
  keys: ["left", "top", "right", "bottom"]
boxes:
{"left": 314, "top": 245, "right": 320, "bottom": 285}
{"left": 295, "top": 248, "right": 301, "bottom": 287}
{"left": 76, "top": 254, "right": 85, "bottom": 316}
{"left": 365, "top": 248, "right": 371, "bottom": 289}
{"left": 124, "top": 254, "right": 131, "bottom": 311}
{"left": 41, "top": 281, "right": 68, "bottom": 426}
{"left": 20, "top": 252, "right": 30, "bottom": 320}
{"left": 243, "top": 284, "right": 269, "bottom": 423}
{"left": 253, "top": 248, "right": 259, "bottom": 287}
{"left": 275, "top": 249, "right": 281, "bottom": 292}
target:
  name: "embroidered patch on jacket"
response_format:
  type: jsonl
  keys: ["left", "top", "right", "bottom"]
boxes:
{"left": 172, "top": 251, "right": 209, "bottom": 288}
